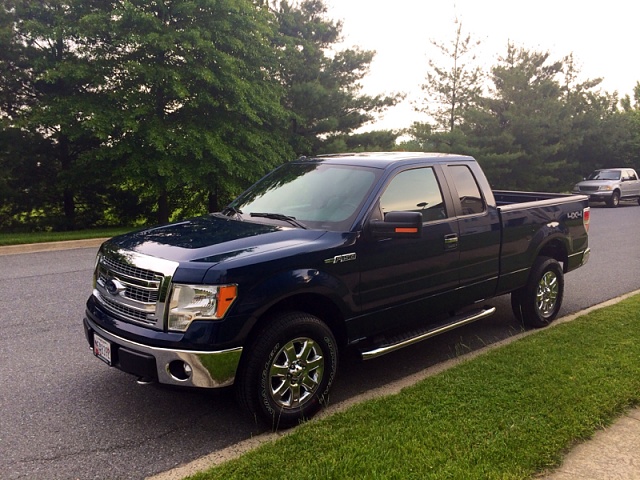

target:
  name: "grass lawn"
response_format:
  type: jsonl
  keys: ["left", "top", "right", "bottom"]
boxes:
{"left": 0, "top": 227, "right": 132, "bottom": 246}
{"left": 188, "top": 294, "right": 640, "bottom": 480}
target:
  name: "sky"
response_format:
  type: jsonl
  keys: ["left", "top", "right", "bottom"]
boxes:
{"left": 324, "top": 0, "right": 640, "bottom": 131}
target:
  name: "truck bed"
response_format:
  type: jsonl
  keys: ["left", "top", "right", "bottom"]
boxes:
{"left": 493, "top": 190, "right": 587, "bottom": 208}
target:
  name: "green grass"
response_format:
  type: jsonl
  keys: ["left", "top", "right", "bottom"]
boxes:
{"left": 190, "top": 295, "right": 640, "bottom": 480}
{"left": 0, "top": 227, "right": 133, "bottom": 246}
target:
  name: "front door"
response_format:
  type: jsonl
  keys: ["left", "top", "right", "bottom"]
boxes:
{"left": 355, "top": 166, "right": 460, "bottom": 335}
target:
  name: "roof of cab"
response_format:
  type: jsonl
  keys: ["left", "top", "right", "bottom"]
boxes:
{"left": 296, "top": 152, "right": 475, "bottom": 168}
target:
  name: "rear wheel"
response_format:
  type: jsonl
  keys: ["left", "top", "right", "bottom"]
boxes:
{"left": 235, "top": 311, "right": 338, "bottom": 429}
{"left": 516, "top": 256, "right": 564, "bottom": 328}
{"left": 607, "top": 191, "right": 620, "bottom": 208}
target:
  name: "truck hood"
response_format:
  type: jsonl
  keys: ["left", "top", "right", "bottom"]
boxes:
{"left": 106, "top": 215, "right": 328, "bottom": 264}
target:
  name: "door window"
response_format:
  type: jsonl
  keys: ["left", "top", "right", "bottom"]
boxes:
{"left": 380, "top": 168, "right": 447, "bottom": 222}
{"left": 446, "top": 165, "right": 485, "bottom": 215}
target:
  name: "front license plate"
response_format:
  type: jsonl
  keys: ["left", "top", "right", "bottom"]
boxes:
{"left": 93, "top": 333, "right": 112, "bottom": 365}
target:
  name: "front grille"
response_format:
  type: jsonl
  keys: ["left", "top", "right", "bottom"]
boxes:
{"left": 579, "top": 186, "right": 599, "bottom": 192}
{"left": 98, "top": 292, "right": 156, "bottom": 325}
{"left": 92, "top": 247, "right": 179, "bottom": 330}
{"left": 101, "top": 255, "right": 159, "bottom": 281}
{"left": 125, "top": 285, "right": 159, "bottom": 303}
{"left": 96, "top": 270, "right": 159, "bottom": 305}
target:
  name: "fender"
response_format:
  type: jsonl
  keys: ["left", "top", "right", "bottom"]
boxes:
{"left": 224, "top": 267, "right": 356, "bottom": 346}
{"left": 496, "top": 212, "right": 571, "bottom": 295}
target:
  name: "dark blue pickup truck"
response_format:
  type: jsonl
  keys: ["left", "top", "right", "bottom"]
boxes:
{"left": 84, "top": 152, "right": 591, "bottom": 427}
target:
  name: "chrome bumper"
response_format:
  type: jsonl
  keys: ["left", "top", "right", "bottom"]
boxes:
{"left": 568, "top": 247, "right": 590, "bottom": 272}
{"left": 86, "top": 317, "right": 242, "bottom": 388}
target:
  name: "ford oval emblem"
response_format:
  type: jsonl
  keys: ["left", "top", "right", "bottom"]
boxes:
{"left": 105, "top": 278, "right": 126, "bottom": 296}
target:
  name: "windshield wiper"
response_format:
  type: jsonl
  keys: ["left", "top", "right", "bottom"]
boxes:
{"left": 249, "top": 212, "right": 308, "bottom": 229}
{"left": 221, "top": 206, "right": 243, "bottom": 218}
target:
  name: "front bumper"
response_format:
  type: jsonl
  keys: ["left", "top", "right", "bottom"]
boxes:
{"left": 573, "top": 190, "right": 613, "bottom": 201}
{"left": 84, "top": 316, "right": 242, "bottom": 388}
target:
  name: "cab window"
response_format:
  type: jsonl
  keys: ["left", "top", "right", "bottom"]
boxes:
{"left": 446, "top": 165, "right": 485, "bottom": 215}
{"left": 380, "top": 168, "right": 447, "bottom": 222}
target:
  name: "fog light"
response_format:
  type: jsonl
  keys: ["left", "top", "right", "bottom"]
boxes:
{"left": 168, "top": 360, "right": 192, "bottom": 381}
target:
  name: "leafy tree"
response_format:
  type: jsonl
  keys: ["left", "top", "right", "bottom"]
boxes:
{"left": 620, "top": 82, "right": 640, "bottom": 112}
{"left": 0, "top": 0, "right": 107, "bottom": 230}
{"left": 319, "top": 130, "right": 401, "bottom": 153}
{"left": 0, "top": 128, "right": 59, "bottom": 230}
{"left": 90, "top": 0, "right": 294, "bottom": 223}
{"left": 617, "top": 82, "right": 640, "bottom": 169}
{"left": 555, "top": 54, "right": 625, "bottom": 181}
{"left": 462, "top": 44, "right": 589, "bottom": 190}
{"left": 271, "top": 0, "right": 401, "bottom": 155}
{"left": 0, "top": 3, "right": 28, "bottom": 123}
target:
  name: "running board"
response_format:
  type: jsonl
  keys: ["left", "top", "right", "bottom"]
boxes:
{"left": 359, "top": 306, "right": 496, "bottom": 361}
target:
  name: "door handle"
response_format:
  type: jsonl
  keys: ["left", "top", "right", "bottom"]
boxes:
{"left": 444, "top": 233, "right": 459, "bottom": 250}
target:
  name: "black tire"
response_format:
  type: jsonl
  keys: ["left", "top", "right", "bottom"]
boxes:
{"left": 519, "top": 256, "right": 564, "bottom": 328}
{"left": 235, "top": 311, "right": 338, "bottom": 429}
{"left": 607, "top": 191, "right": 620, "bottom": 208}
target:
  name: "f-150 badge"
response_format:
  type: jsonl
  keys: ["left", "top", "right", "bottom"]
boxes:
{"left": 325, "top": 253, "right": 357, "bottom": 264}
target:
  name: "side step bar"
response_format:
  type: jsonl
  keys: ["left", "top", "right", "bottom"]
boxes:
{"left": 360, "top": 306, "right": 496, "bottom": 361}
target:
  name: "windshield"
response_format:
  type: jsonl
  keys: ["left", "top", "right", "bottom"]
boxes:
{"left": 587, "top": 170, "right": 621, "bottom": 181}
{"left": 229, "top": 162, "right": 380, "bottom": 231}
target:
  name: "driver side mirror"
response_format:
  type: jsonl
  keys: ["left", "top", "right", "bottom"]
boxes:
{"left": 369, "top": 211, "right": 423, "bottom": 239}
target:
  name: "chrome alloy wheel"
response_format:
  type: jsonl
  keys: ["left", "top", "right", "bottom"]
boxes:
{"left": 269, "top": 337, "right": 325, "bottom": 409}
{"left": 536, "top": 271, "right": 559, "bottom": 318}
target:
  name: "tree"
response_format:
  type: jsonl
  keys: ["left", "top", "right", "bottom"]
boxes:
{"left": 0, "top": 0, "right": 108, "bottom": 230}
{"left": 319, "top": 130, "right": 401, "bottom": 153}
{"left": 85, "top": 0, "right": 295, "bottom": 223}
{"left": 616, "top": 82, "right": 640, "bottom": 168}
{"left": 462, "top": 44, "right": 588, "bottom": 190}
{"left": 415, "top": 18, "right": 483, "bottom": 134}
{"left": 272, "top": 0, "right": 401, "bottom": 155}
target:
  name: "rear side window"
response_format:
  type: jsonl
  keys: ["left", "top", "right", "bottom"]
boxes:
{"left": 380, "top": 167, "right": 447, "bottom": 222}
{"left": 446, "top": 165, "right": 485, "bottom": 215}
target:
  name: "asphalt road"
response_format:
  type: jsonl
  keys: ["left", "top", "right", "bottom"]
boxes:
{"left": 1, "top": 202, "right": 639, "bottom": 479}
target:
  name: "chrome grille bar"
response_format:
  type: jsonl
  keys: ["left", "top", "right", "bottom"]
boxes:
{"left": 92, "top": 245, "right": 180, "bottom": 330}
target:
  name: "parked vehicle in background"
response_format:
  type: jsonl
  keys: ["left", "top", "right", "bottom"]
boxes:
{"left": 83, "top": 152, "right": 591, "bottom": 427}
{"left": 573, "top": 168, "right": 640, "bottom": 207}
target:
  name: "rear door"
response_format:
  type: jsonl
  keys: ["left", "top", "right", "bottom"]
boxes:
{"left": 441, "top": 163, "right": 501, "bottom": 304}
{"left": 623, "top": 169, "right": 640, "bottom": 196}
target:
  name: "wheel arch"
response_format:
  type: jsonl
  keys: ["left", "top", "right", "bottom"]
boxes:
{"left": 537, "top": 237, "right": 569, "bottom": 272}
{"left": 243, "top": 292, "right": 349, "bottom": 354}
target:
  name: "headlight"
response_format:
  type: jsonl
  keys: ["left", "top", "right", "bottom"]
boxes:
{"left": 598, "top": 185, "right": 613, "bottom": 191}
{"left": 168, "top": 284, "right": 238, "bottom": 332}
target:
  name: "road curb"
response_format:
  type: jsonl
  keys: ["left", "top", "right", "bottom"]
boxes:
{"left": 0, "top": 238, "right": 107, "bottom": 256}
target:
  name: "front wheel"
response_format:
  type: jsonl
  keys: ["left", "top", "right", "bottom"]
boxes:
{"left": 235, "top": 311, "right": 338, "bottom": 429}
{"left": 516, "top": 256, "right": 564, "bottom": 328}
{"left": 607, "top": 191, "right": 620, "bottom": 208}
